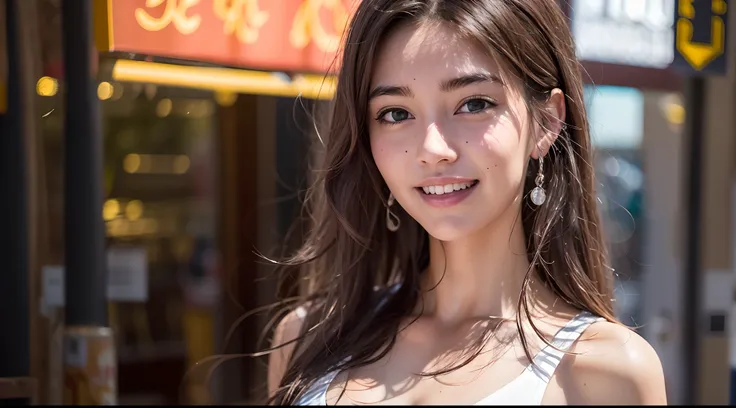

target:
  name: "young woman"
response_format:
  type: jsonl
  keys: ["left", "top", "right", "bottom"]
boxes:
{"left": 265, "top": 0, "right": 667, "bottom": 405}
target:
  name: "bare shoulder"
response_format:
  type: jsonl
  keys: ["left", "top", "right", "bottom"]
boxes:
{"left": 272, "top": 304, "right": 309, "bottom": 350}
{"left": 556, "top": 319, "right": 668, "bottom": 405}
{"left": 267, "top": 305, "right": 309, "bottom": 397}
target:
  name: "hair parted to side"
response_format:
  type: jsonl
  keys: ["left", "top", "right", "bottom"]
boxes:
{"left": 264, "top": 0, "right": 616, "bottom": 404}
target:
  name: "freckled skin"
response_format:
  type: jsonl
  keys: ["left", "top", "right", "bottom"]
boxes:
{"left": 368, "top": 22, "right": 539, "bottom": 241}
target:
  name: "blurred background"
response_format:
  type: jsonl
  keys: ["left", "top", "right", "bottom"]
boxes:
{"left": 0, "top": 0, "right": 734, "bottom": 405}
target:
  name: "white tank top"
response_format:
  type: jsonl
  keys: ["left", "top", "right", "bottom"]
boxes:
{"left": 294, "top": 311, "right": 603, "bottom": 405}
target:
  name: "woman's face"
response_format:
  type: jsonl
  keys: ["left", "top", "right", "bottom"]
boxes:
{"left": 368, "top": 21, "right": 563, "bottom": 241}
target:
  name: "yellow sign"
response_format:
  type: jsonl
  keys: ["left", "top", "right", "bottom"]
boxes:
{"left": 676, "top": 0, "right": 728, "bottom": 72}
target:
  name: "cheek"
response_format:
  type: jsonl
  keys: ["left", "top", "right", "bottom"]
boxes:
{"left": 479, "top": 122, "right": 530, "bottom": 192}
{"left": 480, "top": 122, "right": 526, "bottom": 165}
{"left": 370, "top": 134, "right": 405, "bottom": 185}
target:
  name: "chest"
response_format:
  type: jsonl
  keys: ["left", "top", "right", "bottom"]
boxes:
{"left": 322, "top": 327, "right": 570, "bottom": 405}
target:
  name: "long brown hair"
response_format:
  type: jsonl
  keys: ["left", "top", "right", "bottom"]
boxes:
{"left": 266, "top": 0, "right": 616, "bottom": 404}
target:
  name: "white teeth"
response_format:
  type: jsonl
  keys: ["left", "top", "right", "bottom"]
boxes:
{"left": 420, "top": 181, "right": 476, "bottom": 195}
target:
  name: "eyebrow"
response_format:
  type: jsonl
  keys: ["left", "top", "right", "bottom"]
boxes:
{"left": 368, "top": 72, "right": 503, "bottom": 101}
{"left": 440, "top": 72, "right": 502, "bottom": 92}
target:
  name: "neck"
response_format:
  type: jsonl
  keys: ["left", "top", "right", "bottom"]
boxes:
{"left": 418, "top": 205, "right": 554, "bottom": 324}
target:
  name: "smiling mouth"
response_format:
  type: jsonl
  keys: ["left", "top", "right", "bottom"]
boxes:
{"left": 418, "top": 180, "right": 479, "bottom": 195}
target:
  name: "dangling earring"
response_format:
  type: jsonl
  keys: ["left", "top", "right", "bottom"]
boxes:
{"left": 386, "top": 192, "right": 400, "bottom": 232}
{"left": 530, "top": 156, "right": 546, "bottom": 206}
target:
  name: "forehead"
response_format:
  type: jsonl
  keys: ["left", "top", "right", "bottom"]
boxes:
{"left": 371, "top": 21, "right": 502, "bottom": 86}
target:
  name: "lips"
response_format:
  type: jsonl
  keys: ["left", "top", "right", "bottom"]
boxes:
{"left": 420, "top": 180, "right": 478, "bottom": 195}
{"left": 415, "top": 179, "right": 479, "bottom": 208}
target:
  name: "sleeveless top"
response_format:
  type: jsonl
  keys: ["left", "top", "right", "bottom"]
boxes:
{"left": 294, "top": 310, "right": 603, "bottom": 405}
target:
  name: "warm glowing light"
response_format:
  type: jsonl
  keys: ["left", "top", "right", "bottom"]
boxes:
{"left": 111, "top": 60, "right": 336, "bottom": 100}
{"left": 125, "top": 200, "right": 144, "bottom": 221}
{"left": 664, "top": 103, "right": 685, "bottom": 125}
{"left": 123, "top": 154, "right": 142, "bottom": 173}
{"left": 97, "top": 82, "right": 114, "bottom": 100}
{"left": 103, "top": 199, "right": 120, "bottom": 221}
{"left": 215, "top": 91, "right": 238, "bottom": 107}
{"left": 36, "top": 76, "right": 58, "bottom": 97}
{"left": 156, "top": 98, "right": 173, "bottom": 117}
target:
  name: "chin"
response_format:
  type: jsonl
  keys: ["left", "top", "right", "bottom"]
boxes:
{"left": 418, "top": 218, "right": 482, "bottom": 242}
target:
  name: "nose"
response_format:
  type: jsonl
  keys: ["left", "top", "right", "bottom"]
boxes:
{"left": 417, "top": 123, "right": 457, "bottom": 165}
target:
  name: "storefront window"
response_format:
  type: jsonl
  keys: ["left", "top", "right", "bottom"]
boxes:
{"left": 36, "top": 76, "right": 223, "bottom": 403}
{"left": 101, "top": 83, "right": 220, "bottom": 404}
{"left": 586, "top": 85, "right": 646, "bottom": 325}
{"left": 586, "top": 84, "right": 684, "bottom": 328}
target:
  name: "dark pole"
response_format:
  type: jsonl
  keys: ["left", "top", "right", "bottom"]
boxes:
{"left": 0, "top": 0, "right": 31, "bottom": 404}
{"left": 61, "top": 2, "right": 117, "bottom": 404}
{"left": 681, "top": 77, "right": 705, "bottom": 405}
{"left": 61, "top": 0, "right": 108, "bottom": 327}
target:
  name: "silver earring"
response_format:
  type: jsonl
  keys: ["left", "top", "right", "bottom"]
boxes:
{"left": 386, "top": 193, "right": 400, "bottom": 232}
{"left": 530, "top": 157, "right": 546, "bottom": 206}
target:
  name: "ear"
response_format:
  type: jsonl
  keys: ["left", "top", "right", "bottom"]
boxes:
{"left": 530, "top": 88, "right": 566, "bottom": 160}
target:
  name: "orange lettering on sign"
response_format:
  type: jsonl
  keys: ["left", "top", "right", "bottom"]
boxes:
{"left": 290, "top": 0, "right": 349, "bottom": 53}
{"left": 135, "top": 0, "right": 202, "bottom": 34}
{"left": 213, "top": 0, "right": 269, "bottom": 44}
